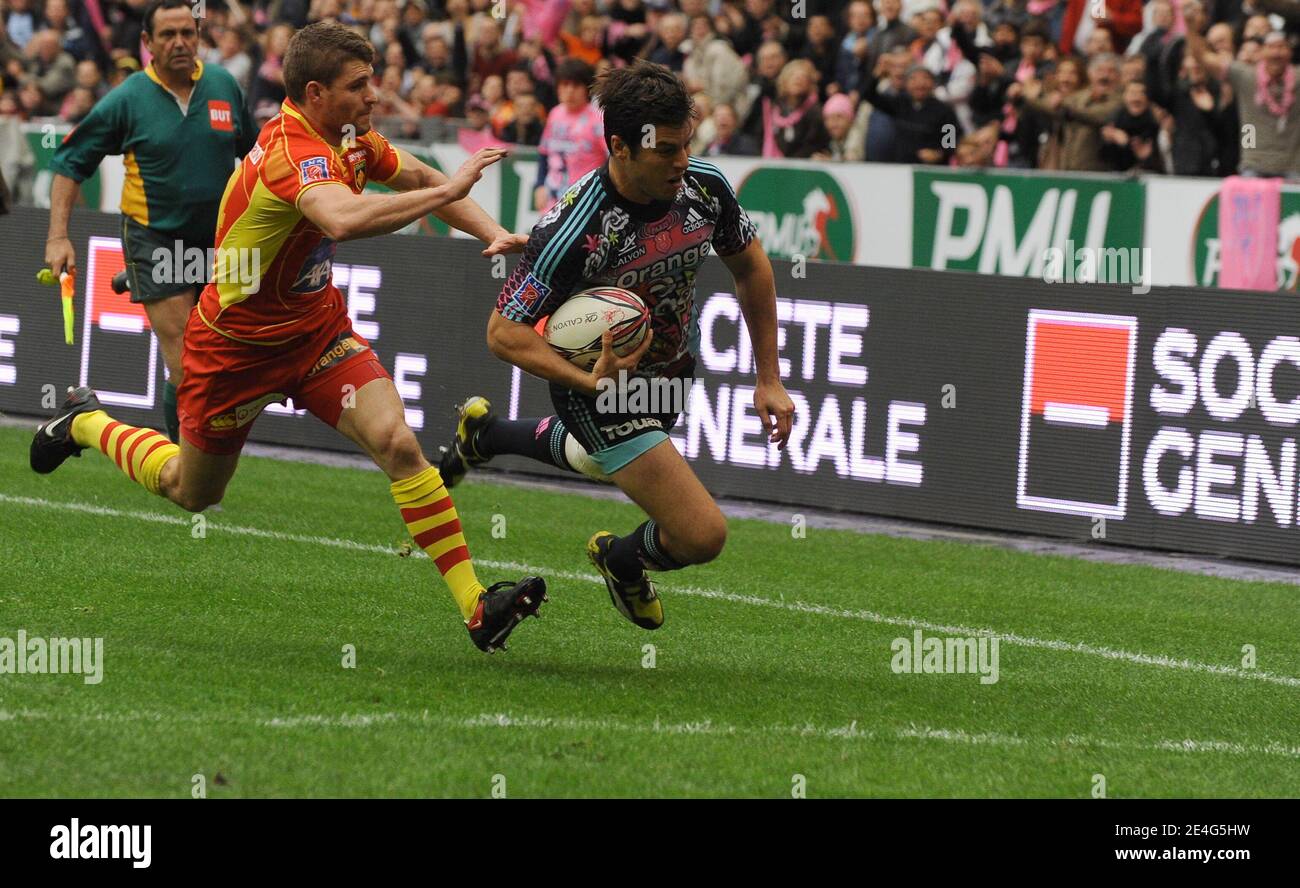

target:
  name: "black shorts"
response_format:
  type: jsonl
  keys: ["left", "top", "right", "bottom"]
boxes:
{"left": 550, "top": 359, "right": 695, "bottom": 474}
{"left": 121, "top": 216, "right": 210, "bottom": 304}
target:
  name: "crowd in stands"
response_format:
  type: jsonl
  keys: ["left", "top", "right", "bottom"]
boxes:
{"left": 5, "top": 0, "right": 1300, "bottom": 177}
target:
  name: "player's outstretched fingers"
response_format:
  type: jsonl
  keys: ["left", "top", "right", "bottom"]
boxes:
{"left": 473, "top": 147, "right": 509, "bottom": 170}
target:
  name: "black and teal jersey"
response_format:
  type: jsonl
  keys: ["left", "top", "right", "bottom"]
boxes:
{"left": 50, "top": 60, "right": 255, "bottom": 239}
{"left": 497, "top": 158, "right": 758, "bottom": 378}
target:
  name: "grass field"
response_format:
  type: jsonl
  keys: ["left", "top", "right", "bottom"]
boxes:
{"left": 1, "top": 424, "right": 1298, "bottom": 798}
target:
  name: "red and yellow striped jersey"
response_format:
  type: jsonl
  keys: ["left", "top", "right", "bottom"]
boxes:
{"left": 197, "top": 99, "right": 401, "bottom": 345}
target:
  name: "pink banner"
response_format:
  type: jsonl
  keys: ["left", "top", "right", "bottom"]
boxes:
{"left": 1218, "top": 176, "right": 1281, "bottom": 291}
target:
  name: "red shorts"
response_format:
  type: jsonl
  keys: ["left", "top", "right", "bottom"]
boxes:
{"left": 177, "top": 306, "right": 390, "bottom": 455}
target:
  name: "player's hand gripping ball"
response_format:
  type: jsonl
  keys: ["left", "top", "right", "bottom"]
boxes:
{"left": 543, "top": 287, "right": 650, "bottom": 371}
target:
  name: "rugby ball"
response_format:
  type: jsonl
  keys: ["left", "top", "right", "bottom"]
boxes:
{"left": 543, "top": 287, "right": 650, "bottom": 371}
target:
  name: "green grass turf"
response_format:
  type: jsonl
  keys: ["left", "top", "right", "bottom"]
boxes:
{"left": 1, "top": 425, "right": 1298, "bottom": 797}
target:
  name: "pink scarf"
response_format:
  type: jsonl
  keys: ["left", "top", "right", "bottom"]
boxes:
{"left": 1256, "top": 62, "right": 1296, "bottom": 120}
{"left": 762, "top": 93, "right": 817, "bottom": 158}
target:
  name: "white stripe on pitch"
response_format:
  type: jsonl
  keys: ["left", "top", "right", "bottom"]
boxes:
{"left": 3, "top": 493, "right": 1300, "bottom": 689}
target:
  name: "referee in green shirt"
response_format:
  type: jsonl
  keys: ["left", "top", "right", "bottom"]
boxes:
{"left": 44, "top": 0, "right": 255, "bottom": 442}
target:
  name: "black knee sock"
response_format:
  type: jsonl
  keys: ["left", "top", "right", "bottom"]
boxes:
{"left": 476, "top": 415, "right": 575, "bottom": 471}
{"left": 607, "top": 520, "right": 684, "bottom": 580}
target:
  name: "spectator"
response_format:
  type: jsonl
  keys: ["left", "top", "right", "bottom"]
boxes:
{"left": 648, "top": 12, "right": 687, "bottom": 70}
{"left": 815, "top": 91, "right": 869, "bottom": 160}
{"left": 248, "top": 23, "right": 293, "bottom": 124}
{"left": 72, "top": 58, "right": 105, "bottom": 101}
{"left": 534, "top": 57, "right": 605, "bottom": 209}
{"left": 955, "top": 123, "right": 1001, "bottom": 166}
{"left": 5, "top": 0, "right": 38, "bottom": 51}
{"left": 420, "top": 26, "right": 455, "bottom": 78}
{"left": 683, "top": 14, "right": 748, "bottom": 111}
{"left": 1121, "top": 52, "right": 1146, "bottom": 84}
{"left": 1190, "top": 23, "right": 1300, "bottom": 176}
{"left": 726, "top": 0, "right": 778, "bottom": 59}
{"left": 463, "top": 92, "right": 492, "bottom": 130}
{"left": 561, "top": 14, "right": 607, "bottom": 66}
{"left": 505, "top": 91, "right": 544, "bottom": 144}
{"left": 425, "top": 71, "right": 465, "bottom": 116}
{"left": 59, "top": 84, "right": 96, "bottom": 123}
{"left": 1127, "top": 0, "right": 1175, "bottom": 59}
{"left": 1061, "top": 0, "right": 1142, "bottom": 56}
{"left": 17, "top": 78, "right": 44, "bottom": 117}
{"left": 382, "top": 39, "right": 415, "bottom": 93}
{"left": 408, "top": 72, "right": 440, "bottom": 115}
{"left": 700, "top": 101, "right": 760, "bottom": 154}
{"left": 755, "top": 58, "right": 830, "bottom": 157}
{"left": 23, "top": 30, "right": 75, "bottom": 115}
{"left": 799, "top": 14, "right": 844, "bottom": 97}
{"left": 738, "top": 38, "right": 786, "bottom": 135}
{"left": 867, "top": 0, "right": 913, "bottom": 63}
{"left": 481, "top": 72, "right": 505, "bottom": 114}
{"left": 1, "top": 32, "right": 24, "bottom": 90}
{"left": 1100, "top": 79, "right": 1164, "bottom": 170}
{"left": 863, "top": 56, "right": 962, "bottom": 162}
{"left": 1025, "top": 51, "right": 1121, "bottom": 170}
{"left": 108, "top": 54, "right": 140, "bottom": 89}
{"left": 208, "top": 27, "right": 254, "bottom": 92}
{"left": 491, "top": 64, "right": 544, "bottom": 137}
{"left": 1156, "top": 51, "right": 1228, "bottom": 175}
{"left": 108, "top": 0, "right": 148, "bottom": 61}
{"left": 469, "top": 15, "right": 518, "bottom": 88}
{"left": 986, "top": 0, "right": 1031, "bottom": 33}
{"left": 838, "top": 0, "right": 874, "bottom": 98}
{"left": 1206, "top": 22, "right": 1235, "bottom": 57}
{"left": 863, "top": 43, "right": 908, "bottom": 160}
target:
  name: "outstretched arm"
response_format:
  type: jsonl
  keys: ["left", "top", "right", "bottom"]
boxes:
{"left": 299, "top": 147, "right": 506, "bottom": 241}
{"left": 382, "top": 147, "right": 527, "bottom": 254}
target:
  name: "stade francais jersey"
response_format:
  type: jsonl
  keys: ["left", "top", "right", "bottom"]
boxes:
{"left": 497, "top": 157, "right": 758, "bottom": 377}
{"left": 197, "top": 99, "right": 401, "bottom": 345}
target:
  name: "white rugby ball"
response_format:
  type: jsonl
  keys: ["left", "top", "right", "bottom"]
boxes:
{"left": 543, "top": 287, "right": 650, "bottom": 371}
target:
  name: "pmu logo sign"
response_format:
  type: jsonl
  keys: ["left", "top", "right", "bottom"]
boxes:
{"left": 79, "top": 236, "right": 159, "bottom": 410}
{"left": 1017, "top": 310, "right": 1138, "bottom": 518}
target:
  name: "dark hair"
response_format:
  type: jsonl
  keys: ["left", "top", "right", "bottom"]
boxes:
{"left": 283, "top": 21, "right": 375, "bottom": 103}
{"left": 554, "top": 58, "right": 594, "bottom": 89}
{"left": 1021, "top": 17, "right": 1049, "bottom": 42}
{"left": 143, "top": 0, "right": 195, "bottom": 36}
{"left": 592, "top": 59, "right": 693, "bottom": 155}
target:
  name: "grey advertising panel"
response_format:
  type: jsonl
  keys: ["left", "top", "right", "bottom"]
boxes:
{"left": 3, "top": 206, "right": 1298, "bottom": 567}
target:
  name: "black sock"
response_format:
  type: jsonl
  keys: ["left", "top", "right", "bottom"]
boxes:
{"left": 476, "top": 416, "right": 575, "bottom": 471}
{"left": 607, "top": 520, "right": 684, "bottom": 580}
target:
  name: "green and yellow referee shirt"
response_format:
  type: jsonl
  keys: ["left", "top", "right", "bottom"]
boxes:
{"left": 50, "top": 59, "right": 255, "bottom": 240}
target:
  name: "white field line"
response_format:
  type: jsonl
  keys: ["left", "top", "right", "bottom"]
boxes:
{"left": 2, "top": 706, "right": 1299, "bottom": 762}
{"left": 3, "top": 493, "right": 1299, "bottom": 690}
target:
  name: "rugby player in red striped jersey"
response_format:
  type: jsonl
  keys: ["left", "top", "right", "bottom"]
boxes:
{"left": 30, "top": 22, "right": 544, "bottom": 653}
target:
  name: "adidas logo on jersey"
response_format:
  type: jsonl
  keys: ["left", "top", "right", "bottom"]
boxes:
{"left": 682, "top": 206, "right": 709, "bottom": 235}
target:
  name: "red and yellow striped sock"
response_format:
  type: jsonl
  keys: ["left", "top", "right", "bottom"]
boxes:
{"left": 70, "top": 410, "right": 179, "bottom": 496}
{"left": 391, "top": 466, "right": 485, "bottom": 621}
